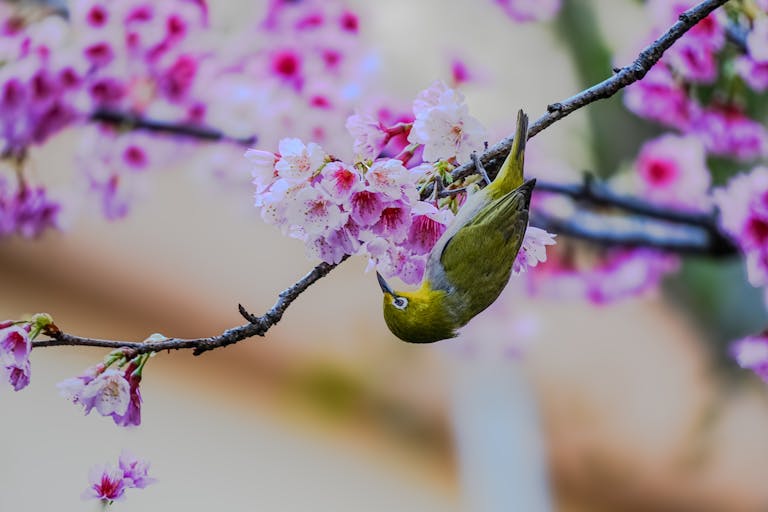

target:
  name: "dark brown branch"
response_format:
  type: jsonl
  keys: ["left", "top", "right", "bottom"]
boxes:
{"left": 90, "top": 109, "right": 257, "bottom": 147}
{"left": 531, "top": 211, "right": 736, "bottom": 257}
{"left": 33, "top": 0, "right": 733, "bottom": 352}
{"left": 437, "top": 0, "right": 732, "bottom": 189}
{"left": 32, "top": 258, "right": 345, "bottom": 354}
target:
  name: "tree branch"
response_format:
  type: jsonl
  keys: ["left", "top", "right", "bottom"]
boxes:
{"left": 32, "top": 258, "right": 345, "bottom": 354}
{"left": 442, "top": 0, "right": 732, "bottom": 187}
{"left": 34, "top": 0, "right": 734, "bottom": 352}
{"left": 90, "top": 109, "right": 257, "bottom": 147}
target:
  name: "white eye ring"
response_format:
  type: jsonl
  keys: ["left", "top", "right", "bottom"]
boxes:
{"left": 393, "top": 296, "right": 408, "bottom": 310}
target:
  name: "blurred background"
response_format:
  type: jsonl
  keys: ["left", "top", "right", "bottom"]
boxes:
{"left": 2, "top": 0, "right": 768, "bottom": 511}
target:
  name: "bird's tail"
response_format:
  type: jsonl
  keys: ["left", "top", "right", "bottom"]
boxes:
{"left": 489, "top": 109, "right": 528, "bottom": 195}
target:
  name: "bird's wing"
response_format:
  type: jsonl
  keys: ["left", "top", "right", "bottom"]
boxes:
{"left": 438, "top": 188, "right": 529, "bottom": 321}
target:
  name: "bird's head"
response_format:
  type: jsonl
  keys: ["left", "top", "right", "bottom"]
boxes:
{"left": 377, "top": 272, "right": 457, "bottom": 343}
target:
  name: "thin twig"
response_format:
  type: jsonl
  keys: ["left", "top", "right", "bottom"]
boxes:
{"left": 32, "top": 258, "right": 345, "bottom": 354}
{"left": 431, "top": 0, "right": 732, "bottom": 191}
{"left": 531, "top": 212, "right": 736, "bottom": 257}
{"left": 34, "top": 0, "right": 734, "bottom": 352}
{"left": 90, "top": 109, "right": 257, "bottom": 147}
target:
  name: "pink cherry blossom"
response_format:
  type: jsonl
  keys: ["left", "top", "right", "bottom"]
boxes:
{"left": 647, "top": 0, "right": 724, "bottom": 50}
{"left": 6, "top": 360, "right": 31, "bottom": 391}
{"left": 404, "top": 201, "right": 454, "bottom": 255}
{"left": 83, "top": 450, "right": 155, "bottom": 503}
{"left": 623, "top": 65, "right": 697, "bottom": 130}
{"left": 320, "top": 161, "right": 361, "bottom": 201}
{"left": 713, "top": 167, "right": 768, "bottom": 243}
{"left": 111, "top": 363, "right": 143, "bottom": 428}
{"left": 512, "top": 226, "right": 557, "bottom": 275}
{"left": 525, "top": 248, "right": 678, "bottom": 304}
{"left": 730, "top": 334, "right": 768, "bottom": 382}
{"left": 635, "top": 134, "right": 710, "bottom": 211}
{"left": 366, "top": 159, "right": 415, "bottom": 199}
{"left": 60, "top": 366, "right": 130, "bottom": 418}
{"left": 245, "top": 149, "right": 278, "bottom": 193}
{"left": 0, "top": 322, "right": 32, "bottom": 391}
{"left": 0, "top": 323, "right": 31, "bottom": 367}
{"left": 83, "top": 465, "right": 127, "bottom": 503}
{"left": 119, "top": 450, "right": 156, "bottom": 489}
{"left": 736, "top": 56, "right": 768, "bottom": 92}
{"left": 372, "top": 201, "right": 412, "bottom": 243}
{"left": 714, "top": 167, "right": 768, "bottom": 289}
{"left": 346, "top": 113, "right": 387, "bottom": 160}
{"left": 664, "top": 40, "right": 717, "bottom": 84}
{"left": 274, "top": 138, "right": 327, "bottom": 183}
{"left": 349, "top": 189, "right": 387, "bottom": 226}
{"left": 285, "top": 186, "right": 347, "bottom": 236}
{"left": 693, "top": 106, "right": 768, "bottom": 161}
{"left": 408, "top": 83, "right": 486, "bottom": 163}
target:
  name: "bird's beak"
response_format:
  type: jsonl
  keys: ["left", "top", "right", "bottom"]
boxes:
{"left": 377, "top": 272, "right": 395, "bottom": 296}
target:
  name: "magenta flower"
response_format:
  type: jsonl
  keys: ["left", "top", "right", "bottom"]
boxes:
{"left": 623, "top": 65, "right": 697, "bottom": 130}
{"left": 0, "top": 322, "right": 32, "bottom": 391}
{"left": 372, "top": 202, "right": 412, "bottom": 243}
{"left": 736, "top": 56, "right": 768, "bottom": 92}
{"left": 408, "top": 81, "right": 486, "bottom": 163}
{"left": 111, "top": 363, "right": 143, "bottom": 428}
{"left": 512, "top": 226, "right": 557, "bottom": 275}
{"left": 84, "top": 451, "right": 155, "bottom": 504}
{"left": 730, "top": 334, "right": 768, "bottom": 382}
{"left": 0, "top": 178, "right": 61, "bottom": 239}
{"left": 0, "top": 323, "right": 30, "bottom": 367}
{"left": 635, "top": 134, "right": 710, "bottom": 211}
{"left": 6, "top": 360, "right": 31, "bottom": 391}
{"left": 59, "top": 366, "right": 131, "bottom": 421}
{"left": 274, "top": 138, "right": 327, "bottom": 183}
{"left": 693, "top": 106, "right": 768, "bottom": 161}
{"left": 714, "top": 167, "right": 768, "bottom": 289}
{"left": 320, "top": 162, "right": 361, "bottom": 202}
{"left": 664, "top": 40, "right": 717, "bottom": 84}
{"left": 83, "top": 465, "right": 127, "bottom": 503}
{"left": 346, "top": 113, "right": 388, "bottom": 160}
{"left": 119, "top": 450, "right": 156, "bottom": 489}
{"left": 404, "top": 201, "right": 453, "bottom": 255}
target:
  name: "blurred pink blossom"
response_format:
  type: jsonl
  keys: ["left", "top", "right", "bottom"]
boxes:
{"left": 635, "top": 134, "right": 710, "bottom": 211}
{"left": 731, "top": 334, "right": 768, "bottom": 382}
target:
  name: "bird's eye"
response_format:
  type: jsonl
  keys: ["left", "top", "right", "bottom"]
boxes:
{"left": 393, "top": 296, "right": 408, "bottom": 310}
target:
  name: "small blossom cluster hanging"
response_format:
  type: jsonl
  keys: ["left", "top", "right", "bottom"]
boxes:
{"left": 83, "top": 450, "right": 155, "bottom": 505}
{"left": 247, "top": 80, "right": 553, "bottom": 284}
{"left": 58, "top": 342, "right": 156, "bottom": 428}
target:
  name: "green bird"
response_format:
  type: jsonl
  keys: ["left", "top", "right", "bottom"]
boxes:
{"left": 377, "top": 109, "right": 534, "bottom": 343}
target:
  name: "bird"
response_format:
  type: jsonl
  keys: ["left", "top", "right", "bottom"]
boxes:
{"left": 377, "top": 109, "right": 534, "bottom": 343}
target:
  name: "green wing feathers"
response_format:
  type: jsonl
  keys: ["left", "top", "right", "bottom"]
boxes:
{"left": 487, "top": 110, "right": 528, "bottom": 199}
{"left": 439, "top": 184, "right": 532, "bottom": 324}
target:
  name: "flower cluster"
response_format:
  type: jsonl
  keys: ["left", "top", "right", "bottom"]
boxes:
{"left": 0, "top": 313, "right": 53, "bottom": 391}
{"left": 0, "top": 168, "right": 61, "bottom": 237}
{"left": 625, "top": 1, "right": 768, "bottom": 161}
{"left": 0, "top": 0, "right": 376, "bottom": 235}
{"left": 714, "top": 167, "right": 768, "bottom": 302}
{"left": 248, "top": 81, "right": 553, "bottom": 284}
{"left": 84, "top": 450, "right": 155, "bottom": 504}
{"left": 0, "top": 321, "right": 31, "bottom": 391}
{"left": 59, "top": 347, "right": 153, "bottom": 427}
{"left": 634, "top": 133, "right": 711, "bottom": 212}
